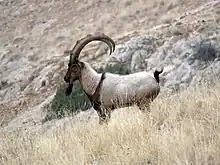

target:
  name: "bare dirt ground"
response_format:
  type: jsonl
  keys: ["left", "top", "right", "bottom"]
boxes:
{"left": 0, "top": 0, "right": 219, "bottom": 124}
{"left": 1, "top": 1, "right": 220, "bottom": 164}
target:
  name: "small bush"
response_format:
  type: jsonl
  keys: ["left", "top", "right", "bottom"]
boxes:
{"left": 193, "top": 39, "right": 218, "bottom": 62}
{"left": 49, "top": 63, "right": 131, "bottom": 119}
{"left": 50, "top": 82, "right": 92, "bottom": 119}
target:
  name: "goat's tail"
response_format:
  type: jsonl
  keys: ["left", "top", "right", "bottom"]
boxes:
{"left": 154, "top": 68, "right": 164, "bottom": 83}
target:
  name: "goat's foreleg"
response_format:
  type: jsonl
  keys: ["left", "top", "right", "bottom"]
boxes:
{"left": 93, "top": 101, "right": 111, "bottom": 125}
{"left": 98, "top": 109, "right": 111, "bottom": 125}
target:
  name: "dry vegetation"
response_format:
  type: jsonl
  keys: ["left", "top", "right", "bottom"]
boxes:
{"left": 1, "top": 82, "right": 220, "bottom": 165}
{"left": 1, "top": 0, "right": 220, "bottom": 164}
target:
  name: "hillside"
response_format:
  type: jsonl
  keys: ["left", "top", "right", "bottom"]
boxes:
{"left": 1, "top": 0, "right": 220, "bottom": 164}
{"left": 1, "top": 83, "right": 220, "bottom": 164}
{"left": 1, "top": 0, "right": 217, "bottom": 124}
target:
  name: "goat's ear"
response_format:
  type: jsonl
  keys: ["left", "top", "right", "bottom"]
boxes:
{"left": 79, "top": 62, "right": 85, "bottom": 68}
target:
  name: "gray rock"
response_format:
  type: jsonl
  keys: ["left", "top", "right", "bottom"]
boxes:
{"left": 107, "top": 34, "right": 220, "bottom": 92}
{"left": 108, "top": 35, "right": 157, "bottom": 70}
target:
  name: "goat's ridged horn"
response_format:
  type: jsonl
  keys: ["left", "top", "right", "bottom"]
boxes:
{"left": 70, "top": 33, "right": 115, "bottom": 62}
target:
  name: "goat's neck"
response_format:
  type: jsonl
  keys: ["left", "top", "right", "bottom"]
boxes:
{"left": 79, "top": 63, "right": 102, "bottom": 96}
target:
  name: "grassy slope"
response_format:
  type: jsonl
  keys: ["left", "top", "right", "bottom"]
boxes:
{"left": 1, "top": 0, "right": 220, "bottom": 164}
{"left": 1, "top": 83, "right": 220, "bottom": 165}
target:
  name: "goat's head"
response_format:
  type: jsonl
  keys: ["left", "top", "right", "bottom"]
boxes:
{"left": 64, "top": 33, "right": 115, "bottom": 96}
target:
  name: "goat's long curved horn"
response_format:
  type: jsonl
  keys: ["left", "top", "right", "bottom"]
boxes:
{"left": 70, "top": 33, "right": 115, "bottom": 62}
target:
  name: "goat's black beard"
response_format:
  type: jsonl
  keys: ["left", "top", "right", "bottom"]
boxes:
{"left": 66, "top": 83, "right": 73, "bottom": 96}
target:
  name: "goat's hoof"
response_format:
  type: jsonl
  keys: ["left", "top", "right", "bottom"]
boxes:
{"left": 99, "top": 119, "right": 109, "bottom": 125}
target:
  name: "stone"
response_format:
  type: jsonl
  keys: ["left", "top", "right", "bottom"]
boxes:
{"left": 107, "top": 33, "right": 220, "bottom": 92}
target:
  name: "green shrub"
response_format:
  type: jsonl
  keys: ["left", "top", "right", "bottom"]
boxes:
{"left": 49, "top": 63, "right": 131, "bottom": 119}
{"left": 50, "top": 82, "right": 92, "bottom": 119}
{"left": 94, "top": 63, "right": 131, "bottom": 75}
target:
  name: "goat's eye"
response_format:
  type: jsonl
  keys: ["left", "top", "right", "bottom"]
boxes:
{"left": 72, "top": 65, "right": 78, "bottom": 72}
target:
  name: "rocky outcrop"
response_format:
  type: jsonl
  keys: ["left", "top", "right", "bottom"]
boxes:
{"left": 108, "top": 34, "right": 220, "bottom": 92}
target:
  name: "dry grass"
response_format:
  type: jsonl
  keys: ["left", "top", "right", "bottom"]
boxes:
{"left": 1, "top": 83, "right": 220, "bottom": 165}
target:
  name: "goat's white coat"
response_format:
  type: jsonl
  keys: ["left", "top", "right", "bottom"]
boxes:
{"left": 79, "top": 62, "right": 160, "bottom": 109}
{"left": 100, "top": 72, "right": 160, "bottom": 107}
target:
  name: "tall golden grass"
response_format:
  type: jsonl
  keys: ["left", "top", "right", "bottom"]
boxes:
{"left": 1, "top": 83, "right": 220, "bottom": 165}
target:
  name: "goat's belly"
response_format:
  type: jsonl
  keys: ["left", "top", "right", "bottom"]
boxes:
{"left": 101, "top": 84, "right": 137, "bottom": 107}
{"left": 101, "top": 95, "right": 136, "bottom": 107}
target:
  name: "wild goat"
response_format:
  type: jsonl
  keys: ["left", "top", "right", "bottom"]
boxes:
{"left": 63, "top": 33, "right": 163, "bottom": 124}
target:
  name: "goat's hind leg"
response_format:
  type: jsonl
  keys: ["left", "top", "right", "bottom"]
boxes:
{"left": 137, "top": 100, "right": 151, "bottom": 114}
{"left": 139, "top": 95, "right": 159, "bottom": 114}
